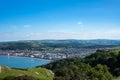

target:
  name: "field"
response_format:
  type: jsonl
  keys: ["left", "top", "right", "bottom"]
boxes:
{"left": 0, "top": 66, "right": 54, "bottom": 80}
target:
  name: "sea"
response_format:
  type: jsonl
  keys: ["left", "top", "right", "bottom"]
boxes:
{"left": 0, "top": 55, "right": 50, "bottom": 68}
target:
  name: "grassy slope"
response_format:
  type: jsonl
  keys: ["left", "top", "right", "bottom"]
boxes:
{"left": 0, "top": 66, "right": 54, "bottom": 80}
{"left": 112, "top": 49, "right": 120, "bottom": 54}
{"left": 113, "top": 76, "right": 120, "bottom": 80}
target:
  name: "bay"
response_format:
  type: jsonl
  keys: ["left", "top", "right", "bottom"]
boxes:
{"left": 0, "top": 55, "right": 50, "bottom": 68}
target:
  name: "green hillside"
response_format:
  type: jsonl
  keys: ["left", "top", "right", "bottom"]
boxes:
{"left": 42, "top": 49, "right": 120, "bottom": 80}
{"left": 0, "top": 39, "right": 120, "bottom": 50}
{"left": 0, "top": 66, "right": 54, "bottom": 80}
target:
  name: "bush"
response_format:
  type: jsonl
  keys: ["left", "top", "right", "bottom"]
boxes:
{"left": 3, "top": 75, "right": 39, "bottom": 80}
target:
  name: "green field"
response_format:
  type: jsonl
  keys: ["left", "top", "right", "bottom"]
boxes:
{"left": 0, "top": 66, "right": 54, "bottom": 80}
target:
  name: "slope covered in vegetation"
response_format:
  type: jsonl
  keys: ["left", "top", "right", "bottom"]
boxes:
{"left": 0, "top": 39, "right": 119, "bottom": 50}
{"left": 0, "top": 66, "right": 54, "bottom": 80}
{"left": 42, "top": 49, "right": 120, "bottom": 80}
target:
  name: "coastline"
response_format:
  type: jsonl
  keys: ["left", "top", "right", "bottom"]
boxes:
{"left": 0, "top": 54, "right": 53, "bottom": 62}
{"left": 0, "top": 55, "right": 52, "bottom": 68}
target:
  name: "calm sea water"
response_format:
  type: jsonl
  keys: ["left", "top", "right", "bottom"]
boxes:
{"left": 0, "top": 55, "right": 50, "bottom": 68}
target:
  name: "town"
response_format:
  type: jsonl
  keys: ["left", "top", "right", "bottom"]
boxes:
{"left": 0, "top": 47, "right": 114, "bottom": 61}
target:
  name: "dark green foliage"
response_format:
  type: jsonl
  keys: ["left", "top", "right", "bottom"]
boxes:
{"left": 12, "top": 68, "right": 28, "bottom": 71}
{"left": 85, "top": 50, "right": 113, "bottom": 66}
{"left": 42, "top": 56, "right": 113, "bottom": 80}
{"left": 54, "top": 64, "right": 112, "bottom": 80}
{"left": 85, "top": 50, "right": 120, "bottom": 76}
{"left": 42, "top": 49, "right": 120, "bottom": 79}
{"left": 41, "top": 58, "right": 84, "bottom": 70}
{"left": 2, "top": 76, "right": 15, "bottom": 80}
{"left": 3, "top": 75, "right": 39, "bottom": 80}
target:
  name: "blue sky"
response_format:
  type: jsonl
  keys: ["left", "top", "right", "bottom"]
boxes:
{"left": 0, "top": 0, "right": 120, "bottom": 41}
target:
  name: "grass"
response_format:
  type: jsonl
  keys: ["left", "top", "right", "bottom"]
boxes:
{"left": 113, "top": 76, "right": 120, "bottom": 80}
{"left": 0, "top": 66, "right": 54, "bottom": 80}
{"left": 111, "top": 49, "right": 120, "bottom": 55}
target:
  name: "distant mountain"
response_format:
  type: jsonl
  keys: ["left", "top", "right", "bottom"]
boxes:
{"left": 22, "top": 39, "right": 120, "bottom": 45}
{"left": 0, "top": 39, "right": 120, "bottom": 50}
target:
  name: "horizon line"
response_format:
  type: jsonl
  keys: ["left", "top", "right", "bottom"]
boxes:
{"left": 1, "top": 39, "right": 120, "bottom": 42}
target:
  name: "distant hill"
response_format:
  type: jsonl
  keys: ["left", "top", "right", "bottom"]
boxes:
{"left": 0, "top": 39, "right": 120, "bottom": 50}
{"left": 0, "top": 66, "right": 54, "bottom": 80}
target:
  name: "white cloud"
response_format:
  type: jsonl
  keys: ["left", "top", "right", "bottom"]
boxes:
{"left": 25, "top": 29, "right": 120, "bottom": 40}
{"left": 1, "top": 29, "right": 120, "bottom": 41}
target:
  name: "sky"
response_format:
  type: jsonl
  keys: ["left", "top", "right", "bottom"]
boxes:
{"left": 0, "top": 0, "right": 120, "bottom": 41}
